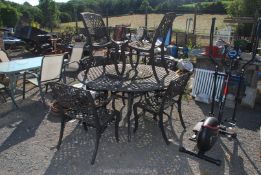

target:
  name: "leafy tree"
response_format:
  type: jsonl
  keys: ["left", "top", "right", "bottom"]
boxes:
{"left": 0, "top": 3, "right": 20, "bottom": 27}
{"left": 227, "top": 0, "right": 260, "bottom": 17}
{"left": 39, "top": 0, "right": 60, "bottom": 30}
{"left": 140, "top": 0, "right": 153, "bottom": 12}
{"left": 227, "top": 0, "right": 260, "bottom": 36}
{"left": 60, "top": 12, "right": 72, "bottom": 23}
{"left": 155, "top": 0, "right": 179, "bottom": 12}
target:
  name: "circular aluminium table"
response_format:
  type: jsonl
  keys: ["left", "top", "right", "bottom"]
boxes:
{"left": 78, "top": 64, "right": 180, "bottom": 92}
{"left": 78, "top": 64, "right": 180, "bottom": 141}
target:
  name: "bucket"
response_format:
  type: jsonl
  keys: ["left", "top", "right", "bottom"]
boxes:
{"left": 204, "top": 46, "right": 223, "bottom": 58}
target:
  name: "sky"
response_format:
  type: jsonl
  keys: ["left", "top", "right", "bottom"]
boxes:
{"left": 7, "top": 0, "right": 69, "bottom": 6}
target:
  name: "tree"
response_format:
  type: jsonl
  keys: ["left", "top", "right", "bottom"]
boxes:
{"left": 227, "top": 0, "right": 260, "bottom": 17}
{"left": 38, "top": 0, "right": 60, "bottom": 30}
{"left": 60, "top": 12, "right": 72, "bottom": 23}
{"left": 227, "top": 0, "right": 260, "bottom": 36}
{"left": 0, "top": 3, "right": 20, "bottom": 27}
{"left": 140, "top": 0, "right": 153, "bottom": 12}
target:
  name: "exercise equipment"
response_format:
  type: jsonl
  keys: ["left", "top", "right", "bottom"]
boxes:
{"left": 179, "top": 17, "right": 261, "bottom": 166}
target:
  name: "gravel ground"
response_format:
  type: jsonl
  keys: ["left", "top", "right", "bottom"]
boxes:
{"left": 0, "top": 81, "right": 260, "bottom": 175}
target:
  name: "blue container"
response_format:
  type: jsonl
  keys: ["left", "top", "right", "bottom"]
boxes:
{"left": 182, "top": 47, "right": 189, "bottom": 58}
{"left": 171, "top": 45, "right": 178, "bottom": 58}
{"left": 166, "top": 45, "right": 173, "bottom": 56}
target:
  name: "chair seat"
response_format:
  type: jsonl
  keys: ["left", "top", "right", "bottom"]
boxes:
{"left": 137, "top": 95, "right": 175, "bottom": 114}
{"left": 64, "top": 66, "right": 79, "bottom": 72}
{"left": 128, "top": 41, "right": 152, "bottom": 51}
{"left": 72, "top": 83, "right": 97, "bottom": 98}
{"left": 65, "top": 108, "right": 116, "bottom": 128}
{"left": 93, "top": 41, "right": 113, "bottom": 48}
{"left": 27, "top": 78, "right": 39, "bottom": 86}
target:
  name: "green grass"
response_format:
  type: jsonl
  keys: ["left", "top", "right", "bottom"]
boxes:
{"left": 181, "top": 1, "right": 232, "bottom": 9}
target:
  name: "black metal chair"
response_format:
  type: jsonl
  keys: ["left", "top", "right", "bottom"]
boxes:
{"left": 80, "top": 12, "right": 119, "bottom": 66}
{"left": 128, "top": 12, "right": 176, "bottom": 80}
{"left": 49, "top": 82, "right": 120, "bottom": 165}
{"left": 133, "top": 72, "right": 191, "bottom": 145}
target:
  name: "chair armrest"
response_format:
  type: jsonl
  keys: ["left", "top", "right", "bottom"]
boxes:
{"left": 95, "top": 94, "right": 112, "bottom": 108}
{"left": 25, "top": 71, "right": 39, "bottom": 78}
{"left": 63, "top": 52, "right": 70, "bottom": 63}
{"left": 63, "top": 61, "right": 80, "bottom": 70}
{"left": 64, "top": 60, "right": 79, "bottom": 65}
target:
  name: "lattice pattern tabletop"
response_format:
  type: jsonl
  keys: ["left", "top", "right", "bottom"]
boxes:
{"left": 78, "top": 64, "right": 180, "bottom": 92}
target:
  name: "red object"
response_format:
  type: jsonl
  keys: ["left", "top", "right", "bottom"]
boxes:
{"left": 202, "top": 124, "right": 219, "bottom": 130}
{"left": 204, "top": 46, "right": 224, "bottom": 58}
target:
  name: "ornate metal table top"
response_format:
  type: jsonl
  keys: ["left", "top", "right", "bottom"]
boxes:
{"left": 78, "top": 64, "right": 180, "bottom": 92}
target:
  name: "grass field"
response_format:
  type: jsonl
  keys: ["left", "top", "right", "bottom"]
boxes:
{"left": 59, "top": 13, "right": 228, "bottom": 35}
{"left": 182, "top": 1, "right": 232, "bottom": 8}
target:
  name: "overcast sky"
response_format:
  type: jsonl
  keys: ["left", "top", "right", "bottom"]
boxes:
{"left": 7, "top": 0, "right": 69, "bottom": 6}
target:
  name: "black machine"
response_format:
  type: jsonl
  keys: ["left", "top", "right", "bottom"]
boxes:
{"left": 179, "top": 17, "right": 261, "bottom": 166}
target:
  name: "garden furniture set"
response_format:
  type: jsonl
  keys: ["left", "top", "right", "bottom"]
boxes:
{"left": 0, "top": 12, "right": 192, "bottom": 164}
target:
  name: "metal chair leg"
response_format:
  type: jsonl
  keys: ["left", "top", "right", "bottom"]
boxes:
{"left": 133, "top": 103, "right": 139, "bottom": 133}
{"left": 45, "top": 84, "right": 49, "bottom": 93}
{"left": 115, "top": 111, "right": 120, "bottom": 142}
{"left": 22, "top": 72, "right": 26, "bottom": 100}
{"left": 38, "top": 81, "right": 46, "bottom": 105}
{"left": 177, "top": 99, "right": 186, "bottom": 129}
{"left": 1, "top": 93, "right": 7, "bottom": 102}
{"left": 158, "top": 113, "right": 170, "bottom": 145}
{"left": 91, "top": 130, "right": 101, "bottom": 165}
{"left": 82, "top": 121, "right": 88, "bottom": 132}
{"left": 5, "top": 88, "right": 18, "bottom": 108}
{"left": 57, "top": 115, "right": 66, "bottom": 150}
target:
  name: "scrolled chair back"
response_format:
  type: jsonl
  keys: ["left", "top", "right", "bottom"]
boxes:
{"left": 80, "top": 12, "right": 109, "bottom": 42}
{"left": 163, "top": 72, "right": 191, "bottom": 102}
{"left": 49, "top": 82, "right": 96, "bottom": 112}
{"left": 151, "top": 12, "right": 176, "bottom": 48}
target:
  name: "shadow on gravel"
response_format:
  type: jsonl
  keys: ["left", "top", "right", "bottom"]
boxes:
{"left": 44, "top": 118, "right": 194, "bottom": 174}
{"left": 0, "top": 100, "right": 47, "bottom": 153}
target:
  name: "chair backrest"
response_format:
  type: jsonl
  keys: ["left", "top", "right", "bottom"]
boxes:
{"left": 80, "top": 12, "right": 110, "bottom": 44}
{"left": 40, "top": 54, "right": 64, "bottom": 82}
{"left": 131, "top": 27, "right": 145, "bottom": 41}
{"left": 49, "top": 82, "right": 99, "bottom": 123}
{"left": 113, "top": 25, "right": 127, "bottom": 41}
{"left": 70, "top": 42, "right": 85, "bottom": 61}
{"left": 151, "top": 12, "right": 176, "bottom": 48}
{"left": 0, "top": 82, "right": 5, "bottom": 89}
{"left": 163, "top": 72, "right": 191, "bottom": 102}
{"left": 0, "top": 50, "right": 10, "bottom": 62}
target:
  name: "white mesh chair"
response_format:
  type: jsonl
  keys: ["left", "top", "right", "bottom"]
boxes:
{"left": 23, "top": 54, "right": 65, "bottom": 104}
{"left": 0, "top": 50, "right": 10, "bottom": 62}
{"left": 62, "top": 42, "right": 85, "bottom": 83}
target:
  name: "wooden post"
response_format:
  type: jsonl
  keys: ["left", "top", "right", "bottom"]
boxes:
{"left": 0, "top": 31, "right": 4, "bottom": 50}
{"left": 106, "top": 8, "right": 109, "bottom": 28}
{"left": 74, "top": 7, "right": 78, "bottom": 34}
{"left": 193, "top": 7, "right": 197, "bottom": 34}
{"left": 145, "top": 7, "right": 148, "bottom": 38}
{"left": 250, "top": 10, "right": 259, "bottom": 47}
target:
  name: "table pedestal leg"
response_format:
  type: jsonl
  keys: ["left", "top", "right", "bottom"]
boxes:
{"left": 127, "top": 92, "right": 134, "bottom": 142}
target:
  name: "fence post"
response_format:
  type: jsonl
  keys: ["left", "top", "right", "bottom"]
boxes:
{"left": 74, "top": 7, "right": 78, "bottom": 34}
{"left": 193, "top": 6, "right": 197, "bottom": 34}
{"left": 144, "top": 7, "right": 148, "bottom": 38}
{"left": 106, "top": 8, "right": 109, "bottom": 28}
